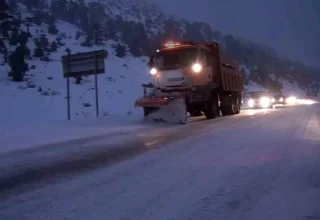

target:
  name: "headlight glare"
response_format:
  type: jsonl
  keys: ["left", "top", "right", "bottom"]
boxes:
{"left": 192, "top": 63, "right": 202, "bottom": 73}
{"left": 150, "top": 67, "right": 157, "bottom": 75}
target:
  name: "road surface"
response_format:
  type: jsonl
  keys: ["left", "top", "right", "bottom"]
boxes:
{"left": 0, "top": 104, "right": 320, "bottom": 220}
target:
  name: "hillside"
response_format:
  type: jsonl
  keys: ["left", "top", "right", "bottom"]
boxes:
{"left": 0, "top": 0, "right": 319, "bottom": 125}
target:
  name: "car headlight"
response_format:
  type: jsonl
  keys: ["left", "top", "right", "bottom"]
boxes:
{"left": 271, "top": 98, "right": 275, "bottom": 102}
{"left": 150, "top": 67, "right": 157, "bottom": 75}
{"left": 248, "top": 99, "right": 254, "bottom": 107}
{"left": 260, "top": 97, "right": 270, "bottom": 108}
{"left": 192, "top": 63, "right": 202, "bottom": 73}
{"left": 279, "top": 97, "right": 283, "bottom": 102}
{"left": 286, "top": 96, "right": 296, "bottom": 104}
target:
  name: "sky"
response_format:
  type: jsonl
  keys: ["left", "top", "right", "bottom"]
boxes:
{"left": 149, "top": 0, "right": 320, "bottom": 69}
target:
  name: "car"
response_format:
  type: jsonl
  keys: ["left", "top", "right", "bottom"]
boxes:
{"left": 246, "top": 91, "right": 273, "bottom": 109}
{"left": 304, "top": 95, "right": 316, "bottom": 104}
{"left": 271, "top": 94, "right": 286, "bottom": 105}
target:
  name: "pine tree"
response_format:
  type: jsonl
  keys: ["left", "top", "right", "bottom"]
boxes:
{"left": 38, "top": 34, "right": 49, "bottom": 49}
{"left": 115, "top": 43, "right": 126, "bottom": 58}
{"left": 9, "top": 28, "right": 20, "bottom": 45}
{"left": 105, "top": 19, "right": 117, "bottom": 40}
{"left": 51, "top": 0, "right": 68, "bottom": 20}
{"left": 33, "top": 10, "right": 43, "bottom": 25}
{"left": 0, "top": 0, "right": 10, "bottom": 20}
{"left": 122, "top": 22, "right": 150, "bottom": 57}
{"left": 9, "top": 45, "right": 28, "bottom": 82}
{"left": 20, "top": 45, "right": 31, "bottom": 58}
{"left": 92, "top": 22, "right": 103, "bottom": 45}
{"left": 18, "top": 31, "right": 28, "bottom": 46}
{"left": 34, "top": 47, "right": 44, "bottom": 57}
{"left": 47, "top": 15, "right": 59, "bottom": 35}
{"left": 65, "top": 47, "right": 71, "bottom": 55}
{"left": 50, "top": 41, "right": 57, "bottom": 52}
{"left": 0, "top": 38, "right": 4, "bottom": 50}
{"left": 0, "top": 21, "right": 9, "bottom": 38}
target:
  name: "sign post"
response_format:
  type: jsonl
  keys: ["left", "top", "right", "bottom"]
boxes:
{"left": 62, "top": 50, "right": 106, "bottom": 120}
{"left": 67, "top": 75, "right": 70, "bottom": 120}
{"left": 94, "top": 51, "right": 99, "bottom": 117}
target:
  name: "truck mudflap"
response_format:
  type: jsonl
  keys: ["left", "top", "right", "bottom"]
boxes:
{"left": 135, "top": 95, "right": 183, "bottom": 108}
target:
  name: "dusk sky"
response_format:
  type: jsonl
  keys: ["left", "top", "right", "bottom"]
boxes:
{"left": 149, "top": 0, "right": 320, "bottom": 69}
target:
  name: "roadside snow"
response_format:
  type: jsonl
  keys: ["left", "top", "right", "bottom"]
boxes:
{"left": 0, "top": 115, "right": 153, "bottom": 155}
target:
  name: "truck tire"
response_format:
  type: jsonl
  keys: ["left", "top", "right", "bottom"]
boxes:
{"left": 143, "top": 107, "right": 159, "bottom": 117}
{"left": 204, "top": 92, "right": 219, "bottom": 119}
{"left": 220, "top": 106, "right": 228, "bottom": 116}
{"left": 234, "top": 98, "right": 241, "bottom": 114}
{"left": 227, "top": 103, "right": 235, "bottom": 115}
{"left": 221, "top": 98, "right": 236, "bottom": 115}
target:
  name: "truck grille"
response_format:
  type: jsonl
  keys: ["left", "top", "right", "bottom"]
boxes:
{"left": 167, "top": 77, "right": 184, "bottom": 82}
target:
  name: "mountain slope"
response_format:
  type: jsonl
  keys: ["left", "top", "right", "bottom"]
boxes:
{"left": 0, "top": 0, "right": 319, "bottom": 125}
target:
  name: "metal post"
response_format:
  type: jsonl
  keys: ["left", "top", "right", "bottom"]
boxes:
{"left": 67, "top": 77, "right": 70, "bottom": 120}
{"left": 67, "top": 56, "right": 71, "bottom": 120}
{"left": 94, "top": 52, "right": 99, "bottom": 117}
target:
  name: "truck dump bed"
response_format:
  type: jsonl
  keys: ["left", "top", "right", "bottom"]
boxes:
{"left": 204, "top": 42, "right": 243, "bottom": 93}
{"left": 220, "top": 58, "right": 243, "bottom": 92}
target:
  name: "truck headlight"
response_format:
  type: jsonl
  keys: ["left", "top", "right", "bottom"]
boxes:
{"left": 192, "top": 63, "right": 202, "bottom": 73}
{"left": 150, "top": 67, "right": 157, "bottom": 75}
{"left": 248, "top": 99, "right": 254, "bottom": 107}
{"left": 260, "top": 97, "right": 270, "bottom": 108}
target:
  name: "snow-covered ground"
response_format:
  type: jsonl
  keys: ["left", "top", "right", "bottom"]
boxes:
{"left": 0, "top": 104, "right": 319, "bottom": 220}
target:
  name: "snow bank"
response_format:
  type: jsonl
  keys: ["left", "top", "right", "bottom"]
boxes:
{"left": 146, "top": 98, "right": 187, "bottom": 124}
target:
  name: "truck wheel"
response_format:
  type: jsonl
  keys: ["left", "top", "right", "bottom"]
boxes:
{"left": 220, "top": 106, "right": 228, "bottom": 116}
{"left": 220, "top": 95, "right": 235, "bottom": 115}
{"left": 234, "top": 98, "right": 241, "bottom": 114}
{"left": 143, "top": 107, "right": 159, "bottom": 117}
{"left": 222, "top": 103, "right": 235, "bottom": 115}
{"left": 204, "top": 93, "right": 219, "bottom": 119}
{"left": 229, "top": 103, "right": 236, "bottom": 115}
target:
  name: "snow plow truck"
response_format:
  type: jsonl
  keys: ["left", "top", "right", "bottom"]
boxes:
{"left": 135, "top": 41, "right": 244, "bottom": 124}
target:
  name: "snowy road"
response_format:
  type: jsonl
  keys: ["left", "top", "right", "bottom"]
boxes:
{"left": 1, "top": 104, "right": 320, "bottom": 220}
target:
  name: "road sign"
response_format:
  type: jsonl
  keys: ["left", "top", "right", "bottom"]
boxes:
{"left": 61, "top": 50, "right": 107, "bottom": 120}
{"left": 62, "top": 50, "right": 106, "bottom": 78}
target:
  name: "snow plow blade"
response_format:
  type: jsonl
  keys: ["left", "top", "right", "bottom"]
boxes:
{"left": 135, "top": 95, "right": 183, "bottom": 108}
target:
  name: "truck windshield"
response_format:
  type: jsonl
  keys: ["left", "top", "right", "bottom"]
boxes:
{"left": 154, "top": 48, "right": 199, "bottom": 70}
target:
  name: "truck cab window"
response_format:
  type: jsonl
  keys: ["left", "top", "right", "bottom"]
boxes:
{"left": 200, "top": 49, "right": 213, "bottom": 66}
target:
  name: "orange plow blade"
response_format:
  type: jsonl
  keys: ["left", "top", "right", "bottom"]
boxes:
{"left": 135, "top": 95, "right": 183, "bottom": 108}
